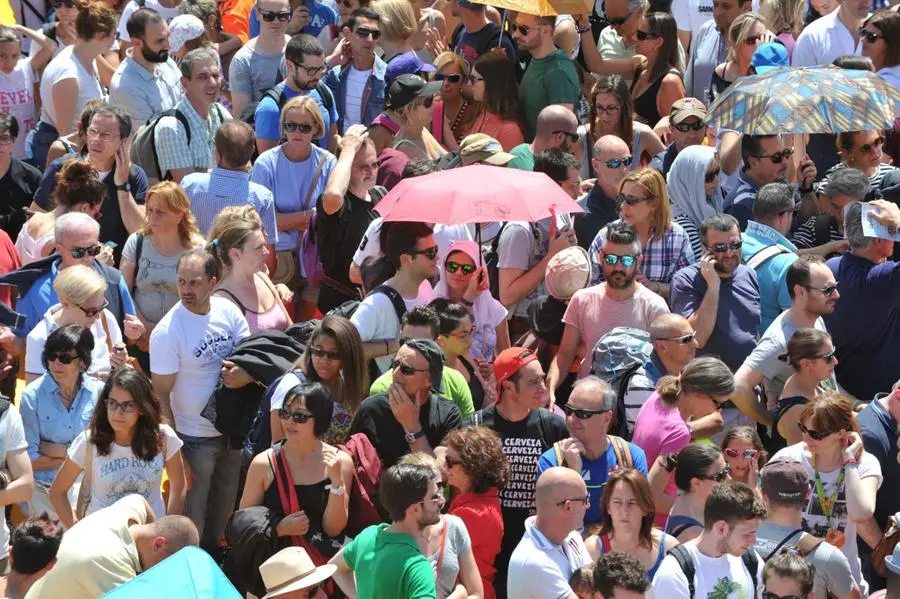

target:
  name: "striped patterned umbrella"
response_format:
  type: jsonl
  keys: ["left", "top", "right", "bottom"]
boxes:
{"left": 706, "top": 65, "right": 900, "bottom": 135}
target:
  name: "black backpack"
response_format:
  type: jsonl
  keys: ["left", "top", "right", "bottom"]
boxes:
{"left": 667, "top": 544, "right": 760, "bottom": 599}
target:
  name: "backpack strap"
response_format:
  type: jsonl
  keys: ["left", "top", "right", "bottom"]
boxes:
{"left": 316, "top": 81, "right": 334, "bottom": 112}
{"left": 742, "top": 549, "right": 760, "bottom": 599}
{"left": 669, "top": 522, "right": 700, "bottom": 538}
{"left": 368, "top": 284, "right": 407, "bottom": 322}
{"left": 745, "top": 244, "right": 792, "bottom": 270}
{"left": 130, "top": 234, "right": 144, "bottom": 296}
{"left": 609, "top": 435, "right": 632, "bottom": 470}
{"left": 796, "top": 532, "right": 823, "bottom": 557}
{"left": 763, "top": 528, "right": 803, "bottom": 561}
{"left": 668, "top": 544, "right": 696, "bottom": 599}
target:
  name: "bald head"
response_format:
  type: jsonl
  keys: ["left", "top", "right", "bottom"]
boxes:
{"left": 536, "top": 466, "right": 587, "bottom": 506}
{"left": 215, "top": 120, "right": 256, "bottom": 169}
{"left": 650, "top": 314, "right": 692, "bottom": 340}
{"left": 535, "top": 105, "right": 578, "bottom": 138}
{"left": 593, "top": 134, "right": 630, "bottom": 160}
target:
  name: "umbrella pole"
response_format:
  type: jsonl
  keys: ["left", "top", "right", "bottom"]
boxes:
{"left": 476, "top": 223, "right": 483, "bottom": 265}
{"left": 497, "top": 11, "right": 506, "bottom": 48}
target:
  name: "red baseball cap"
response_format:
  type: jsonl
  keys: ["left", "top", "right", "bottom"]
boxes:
{"left": 494, "top": 347, "right": 539, "bottom": 390}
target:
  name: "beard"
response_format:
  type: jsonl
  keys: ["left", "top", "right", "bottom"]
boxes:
{"left": 606, "top": 270, "right": 636, "bottom": 289}
{"left": 141, "top": 46, "right": 169, "bottom": 63}
{"left": 293, "top": 73, "right": 317, "bottom": 91}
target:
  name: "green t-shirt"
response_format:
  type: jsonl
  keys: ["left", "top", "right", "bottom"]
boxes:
{"left": 343, "top": 523, "right": 436, "bottom": 599}
{"left": 370, "top": 366, "right": 474, "bottom": 416}
{"left": 518, "top": 49, "right": 580, "bottom": 141}
{"left": 508, "top": 143, "right": 535, "bottom": 171}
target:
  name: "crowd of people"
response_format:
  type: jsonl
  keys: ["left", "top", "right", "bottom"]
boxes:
{"left": 0, "top": 0, "right": 897, "bottom": 596}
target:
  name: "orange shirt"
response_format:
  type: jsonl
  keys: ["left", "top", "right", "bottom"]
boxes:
{"left": 220, "top": 0, "right": 256, "bottom": 44}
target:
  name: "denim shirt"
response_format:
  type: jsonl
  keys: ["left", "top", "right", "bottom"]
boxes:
{"left": 323, "top": 56, "right": 387, "bottom": 133}
{"left": 19, "top": 374, "right": 103, "bottom": 488}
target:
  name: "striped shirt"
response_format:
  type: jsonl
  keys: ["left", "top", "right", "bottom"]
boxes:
{"left": 154, "top": 97, "right": 231, "bottom": 174}
{"left": 791, "top": 214, "right": 843, "bottom": 249}
{"left": 816, "top": 162, "right": 898, "bottom": 197}
{"left": 182, "top": 167, "right": 279, "bottom": 243}
{"left": 674, "top": 214, "right": 703, "bottom": 262}
{"left": 589, "top": 219, "right": 696, "bottom": 286}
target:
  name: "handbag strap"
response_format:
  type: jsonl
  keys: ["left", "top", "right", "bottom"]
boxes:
{"left": 99, "top": 311, "right": 114, "bottom": 355}
{"left": 435, "top": 516, "right": 449, "bottom": 581}
{"left": 271, "top": 445, "right": 303, "bottom": 546}
{"left": 302, "top": 154, "right": 328, "bottom": 211}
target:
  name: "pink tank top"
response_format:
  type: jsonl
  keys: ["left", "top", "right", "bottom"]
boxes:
{"left": 244, "top": 299, "right": 290, "bottom": 334}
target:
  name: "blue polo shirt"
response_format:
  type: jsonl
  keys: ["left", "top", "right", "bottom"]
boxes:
{"left": 741, "top": 221, "right": 799, "bottom": 335}
{"left": 724, "top": 169, "right": 760, "bottom": 231}
{"left": 253, "top": 82, "right": 337, "bottom": 150}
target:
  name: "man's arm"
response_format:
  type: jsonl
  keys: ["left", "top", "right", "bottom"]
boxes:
{"left": 329, "top": 548, "right": 358, "bottom": 599}
{"left": 732, "top": 363, "right": 772, "bottom": 426}
{"left": 114, "top": 150, "right": 147, "bottom": 234}
{"left": 151, "top": 373, "right": 177, "bottom": 426}
{"left": 546, "top": 323, "right": 580, "bottom": 403}
{"left": 674, "top": 258, "right": 719, "bottom": 348}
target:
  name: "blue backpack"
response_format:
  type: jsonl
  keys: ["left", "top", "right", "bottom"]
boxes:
{"left": 590, "top": 327, "right": 653, "bottom": 439}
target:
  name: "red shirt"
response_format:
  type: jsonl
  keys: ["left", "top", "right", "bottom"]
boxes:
{"left": 0, "top": 230, "right": 20, "bottom": 308}
{"left": 449, "top": 487, "right": 503, "bottom": 599}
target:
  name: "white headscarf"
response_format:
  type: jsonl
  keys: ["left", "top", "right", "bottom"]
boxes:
{"left": 667, "top": 145, "right": 722, "bottom": 230}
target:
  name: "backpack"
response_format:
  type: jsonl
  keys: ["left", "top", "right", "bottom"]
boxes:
{"left": 241, "top": 81, "right": 335, "bottom": 129}
{"left": 485, "top": 222, "right": 539, "bottom": 301}
{"left": 762, "top": 528, "right": 823, "bottom": 562}
{"left": 589, "top": 327, "right": 654, "bottom": 439}
{"left": 130, "top": 104, "right": 225, "bottom": 183}
{"left": 743, "top": 243, "right": 793, "bottom": 270}
{"left": 667, "top": 544, "right": 760, "bottom": 599}
{"left": 339, "top": 433, "right": 386, "bottom": 536}
{"left": 553, "top": 435, "right": 632, "bottom": 469}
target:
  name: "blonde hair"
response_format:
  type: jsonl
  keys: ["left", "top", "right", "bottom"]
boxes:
{"left": 727, "top": 13, "right": 767, "bottom": 61}
{"left": 617, "top": 168, "right": 672, "bottom": 239}
{"left": 760, "top": 0, "right": 804, "bottom": 36}
{"left": 372, "top": 0, "right": 416, "bottom": 42}
{"left": 53, "top": 264, "right": 107, "bottom": 306}
{"left": 433, "top": 51, "right": 468, "bottom": 75}
{"left": 140, "top": 182, "right": 203, "bottom": 248}
{"left": 280, "top": 96, "right": 326, "bottom": 140}
{"left": 206, "top": 207, "right": 263, "bottom": 273}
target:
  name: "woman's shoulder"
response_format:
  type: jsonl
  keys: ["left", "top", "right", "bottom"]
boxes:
{"left": 443, "top": 513, "right": 471, "bottom": 542}
{"left": 770, "top": 443, "right": 808, "bottom": 464}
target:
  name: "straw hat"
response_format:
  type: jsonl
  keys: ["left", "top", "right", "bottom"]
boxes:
{"left": 259, "top": 547, "right": 337, "bottom": 599}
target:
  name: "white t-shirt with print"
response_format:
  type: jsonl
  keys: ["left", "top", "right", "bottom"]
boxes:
{"left": 68, "top": 424, "right": 182, "bottom": 518}
{"left": 770, "top": 443, "right": 882, "bottom": 591}
{"left": 652, "top": 542, "right": 764, "bottom": 599}
{"left": 149, "top": 298, "right": 250, "bottom": 437}
{"left": 0, "top": 404, "right": 27, "bottom": 560}
{"left": 25, "top": 306, "right": 123, "bottom": 379}
{"left": 0, "top": 57, "right": 37, "bottom": 159}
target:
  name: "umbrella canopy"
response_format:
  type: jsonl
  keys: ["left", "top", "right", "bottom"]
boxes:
{"left": 374, "top": 164, "right": 584, "bottom": 224}
{"left": 103, "top": 547, "right": 241, "bottom": 598}
{"left": 468, "top": 0, "right": 591, "bottom": 16}
{"left": 706, "top": 65, "right": 900, "bottom": 135}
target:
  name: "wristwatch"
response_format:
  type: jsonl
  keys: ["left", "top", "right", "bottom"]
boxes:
{"left": 116, "top": 182, "right": 131, "bottom": 193}
{"left": 405, "top": 429, "right": 425, "bottom": 444}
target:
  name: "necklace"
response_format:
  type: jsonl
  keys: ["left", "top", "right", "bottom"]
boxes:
{"left": 451, "top": 100, "right": 470, "bottom": 140}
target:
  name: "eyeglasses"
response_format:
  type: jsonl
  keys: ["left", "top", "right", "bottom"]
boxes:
{"left": 278, "top": 408, "right": 315, "bottom": 423}
{"left": 292, "top": 62, "right": 326, "bottom": 77}
{"left": 724, "top": 448, "right": 759, "bottom": 459}
{"left": 744, "top": 34, "right": 764, "bottom": 45}
{"left": 407, "top": 245, "right": 439, "bottom": 260}
{"left": 554, "top": 130, "right": 579, "bottom": 143}
{"left": 444, "top": 455, "right": 462, "bottom": 469}
{"left": 354, "top": 26, "right": 381, "bottom": 40}
{"left": 86, "top": 126, "right": 118, "bottom": 142}
{"left": 555, "top": 495, "right": 591, "bottom": 507}
{"left": 47, "top": 352, "right": 79, "bottom": 365}
{"left": 754, "top": 148, "right": 793, "bottom": 164}
{"left": 107, "top": 398, "right": 139, "bottom": 413}
{"left": 673, "top": 121, "right": 706, "bottom": 133}
{"left": 655, "top": 332, "right": 696, "bottom": 344}
{"left": 63, "top": 243, "right": 103, "bottom": 259}
{"left": 635, "top": 29, "right": 659, "bottom": 41}
{"left": 391, "top": 359, "right": 430, "bottom": 376}
{"left": 468, "top": 74, "right": 484, "bottom": 84}
{"left": 605, "top": 156, "right": 633, "bottom": 169}
{"left": 418, "top": 482, "right": 445, "bottom": 505}
{"left": 813, "top": 348, "right": 837, "bottom": 362}
{"left": 51, "top": 0, "right": 76, "bottom": 7}
{"left": 798, "top": 421, "right": 832, "bottom": 441}
{"left": 859, "top": 27, "right": 884, "bottom": 43}
{"left": 595, "top": 104, "right": 621, "bottom": 115}
{"left": 445, "top": 261, "right": 476, "bottom": 275}
{"left": 562, "top": 405, "right": 610, "bottom": 420}
{"left": 434, "top": 73, "right": 463, "bottom": 83}
{"left": 0, "top": 134, "right": 14, "bottom": 146}
{"left": 284, "top": 121, "right": 315, "bottom": 134}
{"left": 803, "top": 282, "right": 839, "bottom": 296}
{"left": 603, "top": 253, "right": 638, "bottom": 268}
{"left": 616, "top": 194, "right": 651, "bottom": 206}
{"left": 706, "top": 240, "right": 743, "bottom": 254}
{"left": 78, "top": 299, "right": 110, "bottom": 318}
{"left": 446, "top": 325, "right": 475, "bottom": 340}
{"left": 704, "top": 169, "right": 719, "bottom": 183}
{"left": 259, "top": 9, "right": 291, "bottom": 21}
{"left": 310, "top": 346, "right": 341, "bottom": 361}
{"left": 700, "top": 465, "right": 732, "bottom": 482}
{"left": 858, "top": 136, "right": 885, "bottom": 153}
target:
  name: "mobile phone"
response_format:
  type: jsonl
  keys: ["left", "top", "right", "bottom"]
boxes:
{"left": 104, "top": 241, "right": 118, "bottom": 249}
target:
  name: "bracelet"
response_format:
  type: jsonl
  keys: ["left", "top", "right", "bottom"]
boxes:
{"left": 842, "top": 456, "right": 859, "bottom": 466}
{"left": 461, "top": 298, "right": 474, "bottom": 307}
{"left": 577, "top": 25, "right": 591, "bottom": 34}
{"left": 326, "top": 484, "right": 346, "bottom": 496}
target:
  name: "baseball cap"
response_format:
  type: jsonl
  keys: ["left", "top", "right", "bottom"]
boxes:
{"left": 403, "top": 339, "right": 445, "bottom": 393}
{"left": 385, "top": 74, "right": 443, "bottom": 110}
{"left": 494, "top": 347, "right": 539, "bottom": 390}
{"left": 459, "top": 133, "right": 515, "bottom": 166}
{"left": 168, "top": 14, "right": 205, "bottom": 54}
{"left": 545, "top": 246, "right": 591, "bottom": 300}
{"left": 752, "top": 42, "right": 790, "bottom": 75}
{"left": 385, "top": 52, "right": 436, "bottom": 87}
{"left": 760, "top": 460, "right": 810, "bottom": 504}
{"left": 669, "top": 97, "right": 707, "bottom": 125}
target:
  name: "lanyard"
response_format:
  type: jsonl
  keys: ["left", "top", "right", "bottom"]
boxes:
{"left": 813, "top": 466, "right": 845, "bottom": 524}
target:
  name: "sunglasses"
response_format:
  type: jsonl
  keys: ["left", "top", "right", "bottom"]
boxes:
{"left": 555, "top": 494, "right": 591, "bottom": 507}
{"left": 798, "top": 421, "right": 832, "bottom": 441}
{"left": 554, "top": 130, "right": 579, "bottom": 143}
{"left": 278, "top": 408, "right": 315, "bottom": 423}
{"left": 616, "top": 194, "right": 651, "bottom": 206}
{"left": 511, "top": 23, "right": 534, "bottom": 35}
{"left": 468, "top": 74, "right": 484, "bottom": 85}
{"left": 52, "top": 0, "right": 76, "bottom": 7}
{"left": 354, "top": 26, "right": 381, "bottom": 40}
{"left": 674, "top": 121, "right": 706, "bottom": 133}
{"left": 107, "top": 399, "right": 139, "bottom": 414}
{"left": 706, "top": 240, "right": 743, "bottom": 253}
{"left": 605, "top": 156, "right": 633, "bottom": 169}
{"left": 65, "top": 243, "right": 103, "bottom": 259}
{"left": 744, "top": 34, "right": 764, "bottom": 45}
{"left": 700, "top": 465, "right": 732, "bottom": 482}
{"left": 859, "top": 136, "right": 885, "bottom": 153}
{"left": 284, "top": 121, "right": 315, "bottom": 134}
{"left": 724, "top": 448, "right": 759, "bottom": 459}
{"left": 562, "top": 405, "right": 610, "bottom": 420}
{"left": 434, "top": 73, "right": 463, "bottom": 83}
{"left": 803, "top": 282, "right": 838, "bottom": 296}
{"left": 48, "top": 352, "right": 79, "bottom": 364}
{"left": 606, "top": 11, "right": 634, "bottom": 26}
{"left": 445, "top": 261, "right": 476, "bottom": 275}
{"left": 754, "top": 148, "right": 794, "bottom": 164}
{"left": 704, "top": 169, "right": 719, "bottom": 183}
{"left": 408, "top": 245, "right": 439, "bottom": 260}
{"left": 859, "top": 27, "right": 884, "bottom": 43}
{"left": 79, "top": 299, "right": 110, "bottom": 318}
{"left": 635, "top": 29, "right": 659, "bottom": 41}
{"left": 595, "top": 104, "right": 621, "bottom": 115}
{"left": 259, "top": 9, "right": 291, "bottom": 21}
{"left": 602, "top": 253, "right": 637, "bottom": 268}
{"left": 391, "top": 359, "right": 430, "bottom": 376}
{"left": 310, "top": 346, "right": 341, "bottom": 360}
{"left": 444, "top": 455, "right": 462, "bottom": 469}
{"left": 813, "top": 348, "right": 837, "bottom": 362}
{"left": 656, "top": 332, "right": 696, "bottom": 344}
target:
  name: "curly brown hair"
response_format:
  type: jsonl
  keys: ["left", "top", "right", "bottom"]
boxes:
{"left": 442, "top": 426, "right": 509, "bottom": 494}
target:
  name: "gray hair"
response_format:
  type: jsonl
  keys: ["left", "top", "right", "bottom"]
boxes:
{"left": 824, "top": 168, "right": 870, "bottom": 200}
{"left": 54, "top": 213, "right": 100, "bottom": 243}
{"left": 179, "top": 48, "right": 218, "bottom": 79}
{"left": 844, "top": 201, "right": 873, "bottom": 250}
{"left": 570, "top": 375, "right": 617, "bottom": 412}
{"left": 628, "top": 0, "right": 649, "bottom": 12}
{"left": 178, "top": 0, "right": 219, "bottom": 24}
{"left": 753, "top": 182, "right": 795, "bottom": 224}
{"left": 700, "top": 213, "right": 739, "bottom": 243}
